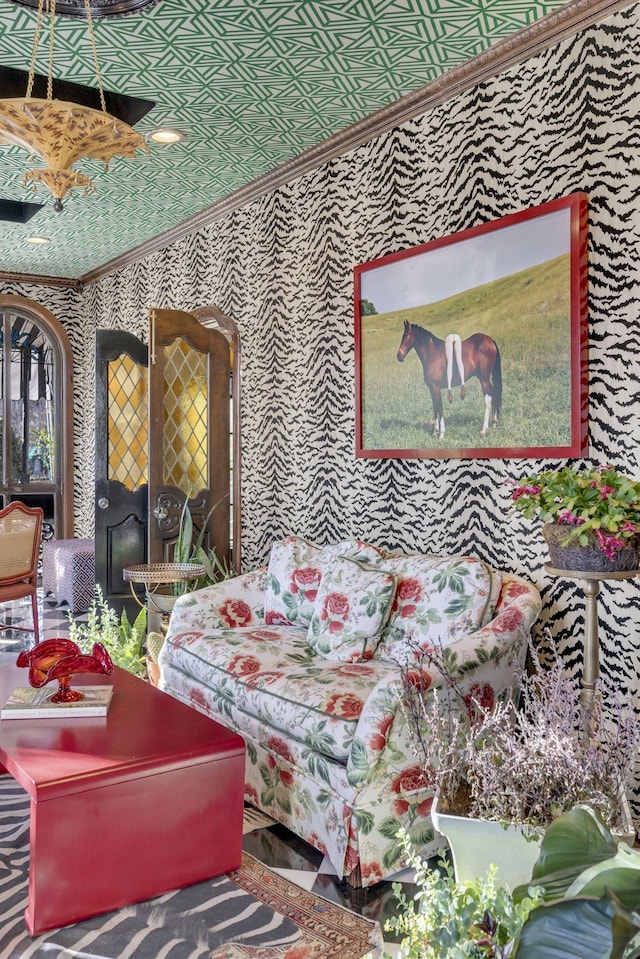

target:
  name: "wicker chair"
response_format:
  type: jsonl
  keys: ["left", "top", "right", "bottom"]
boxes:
{"left": 0, "top": 502, "right": 43, "bottom": 644}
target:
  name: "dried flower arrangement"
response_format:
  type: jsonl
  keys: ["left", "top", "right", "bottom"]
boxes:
{"left": 400, "top": 637, "right": 639, "bottom": 833}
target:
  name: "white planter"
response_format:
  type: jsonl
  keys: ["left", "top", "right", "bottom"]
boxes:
{"left": 431, "top": 792, "right": 636, "bottom": 892}
{"left": 431, "top": 793, "right": 542, "bottom": 891}
{"left": 615, "top": 793, "right": 636, "bottom": 848}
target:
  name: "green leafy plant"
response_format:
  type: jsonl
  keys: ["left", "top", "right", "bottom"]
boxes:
{"left": 509, "top": 464, "right": 640, "bottom": 558}
{"left": 385, "top": 831, "right": 542, "bottom": 958}
{"left": 512, "top": 806, "right": 640, "bottom": 959}
{"left": 67, "top": 586, "right": 147, "bottom": 678}
{"left": 172, "top": 496, "right": 234, "bottom": 594}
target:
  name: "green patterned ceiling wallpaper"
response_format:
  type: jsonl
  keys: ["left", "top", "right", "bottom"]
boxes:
{"left": 0, "top": 0, "right": 569, "bottom": 279}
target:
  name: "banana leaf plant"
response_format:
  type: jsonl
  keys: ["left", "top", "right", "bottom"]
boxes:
{"left": 512, "top": 805, "right": 640, "bottom": 959}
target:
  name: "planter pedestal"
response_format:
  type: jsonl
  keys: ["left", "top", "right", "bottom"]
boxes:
{"left": 544, "top": 565, "right": 639, "bottom": 721}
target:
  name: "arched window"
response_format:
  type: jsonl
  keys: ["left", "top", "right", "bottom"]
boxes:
{"left": 0, "top": 296, "right": 74, "bottom": 539}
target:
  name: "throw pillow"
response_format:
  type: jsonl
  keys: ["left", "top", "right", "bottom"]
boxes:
{"left": 307, "top": 556, "right": 397, "bottom": 661}
{"left": 263, "top": 536, "right": 382, "bottom": 627}
{"left": 372, "top": 554, "right": 502, "bottom": 664}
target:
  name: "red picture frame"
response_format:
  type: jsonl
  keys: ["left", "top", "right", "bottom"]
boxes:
{"left": 354, "top": 192, "right": 588, "bottom": 459}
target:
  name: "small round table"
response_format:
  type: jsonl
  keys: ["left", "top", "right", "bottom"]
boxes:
{"left": 123, "top": 562, "right": 205, "bottom": 633}
{"left": 544, "top": 564, "right": 639, "bottom": 719}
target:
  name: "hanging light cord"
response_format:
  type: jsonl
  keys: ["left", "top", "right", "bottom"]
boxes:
{"left": 84, "top": 0, "right": 107, "bottom": 113}
{"left": 25, "top": 0, "right": 107, "bottom": 112}
{"left": 25, "top": 0, "right": 46, "bottom": 98}
{"left": 47, "top": 0, "right": 56, "bottom": 101}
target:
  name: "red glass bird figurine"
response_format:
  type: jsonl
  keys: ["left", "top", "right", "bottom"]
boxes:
{"left": 17, "top": 638, "right": 114, "bottom": 703}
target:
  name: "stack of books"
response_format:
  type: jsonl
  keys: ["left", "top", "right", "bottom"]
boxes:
{"left": 1, "top": 686, "right": 113, "bottom": 719}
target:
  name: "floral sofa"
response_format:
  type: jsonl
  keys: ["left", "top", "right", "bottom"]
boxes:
{"left": 158, "top": 537, "right": 541, "bottom": 886}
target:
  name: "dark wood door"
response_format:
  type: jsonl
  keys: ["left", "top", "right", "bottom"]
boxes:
{"left": 147, "top": 308, "right": 230, "bottom": 568}
{"left": 95, "top": 330, "right": 149, "bottom": 617}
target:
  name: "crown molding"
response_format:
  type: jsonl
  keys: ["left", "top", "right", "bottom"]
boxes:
{"left": 0, "top": 270, "right": 82, "bottom": 291}
{"left": 80, "top": 0, "right": 635, "bottom": 287}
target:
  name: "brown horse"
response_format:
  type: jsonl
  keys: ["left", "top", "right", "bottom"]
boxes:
{"left": 396, "top": 320, "right": 502, "bottom": 437}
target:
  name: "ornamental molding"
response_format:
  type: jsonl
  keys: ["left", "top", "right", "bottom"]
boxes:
{"left": 0, "top": 270, "right": 82, "bottom": 290}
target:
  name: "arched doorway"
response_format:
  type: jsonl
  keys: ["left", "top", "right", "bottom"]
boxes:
{"left": 0, "top": 295, "right": 74, "bottom": 539}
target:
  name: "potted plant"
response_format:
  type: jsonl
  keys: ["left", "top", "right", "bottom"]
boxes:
{"left": 144, "top": 498, "right": 235, "bottom": 680}
{"left": 384, "top": 830, "right": 543, "bottom": 959}
{"left": 400, "top": 638, "right": 639, "bottom": 889}
{"left": 385, "top": 806, "right": 640, "bottom": 959}
{"left": 509, "top": 463, "right": 640, "bottom": 572}
{"left": 512, "top": 804, "right": 640, "bottom": 958}
{"left": 67, "top": 586, "right": 148, "bottom": 679}
{"left": 171, "top": 495, "right": 234, "bottom": 594}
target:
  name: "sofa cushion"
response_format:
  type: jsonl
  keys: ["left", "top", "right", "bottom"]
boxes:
{"left": 163, "top": 624, "right": 396, "bottom": 763}
{"left": 307, "top": 556, "right": 397, "bottom": 661}
{"left": 263, "top": 536, "right": 382, "bottom": 627}
{"left": 373, "top": 555, "right": 502, "bottom": 663}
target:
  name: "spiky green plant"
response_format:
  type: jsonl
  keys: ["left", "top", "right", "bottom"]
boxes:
{"left": 172, "top": 495, "right": 234, "bottom": 594}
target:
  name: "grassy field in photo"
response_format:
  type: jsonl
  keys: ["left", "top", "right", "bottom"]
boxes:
{"left": 359, "top": 254, "right": 572, "bottom": 453}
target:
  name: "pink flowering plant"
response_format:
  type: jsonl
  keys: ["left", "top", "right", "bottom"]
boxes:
{"left": 510, "top": 463, "right": 640, "bottom": 560}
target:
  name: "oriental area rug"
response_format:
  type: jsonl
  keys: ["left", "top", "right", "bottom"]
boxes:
{"left": 0, "top": 776, "right": 381, "bottom": 959}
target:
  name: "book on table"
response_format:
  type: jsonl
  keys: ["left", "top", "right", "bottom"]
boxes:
{"left": 1, "top": 685, "right": 113, "bottom": 719}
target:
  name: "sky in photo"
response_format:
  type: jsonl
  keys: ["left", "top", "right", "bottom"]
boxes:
{"left": 359, "top": 207, "right": 571, "bottom": 315}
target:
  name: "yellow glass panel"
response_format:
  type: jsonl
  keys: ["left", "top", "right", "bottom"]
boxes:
{"left": 162, "top": 338, "right": 208, "bottom": 494}
{"left": 107, "top": 355, "right": 148, "bottom": 490}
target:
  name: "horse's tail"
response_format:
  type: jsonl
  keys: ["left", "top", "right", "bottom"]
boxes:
{"left": 491, "top": 344, "right": 502, "bottom": 418}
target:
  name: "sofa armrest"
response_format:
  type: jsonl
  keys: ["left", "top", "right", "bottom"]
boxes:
{"left": 165, "top": 567, "right": 268, "bottom": 638}
{"left": 428, "top": 572, "right": 542, "bottom": 675}
{"left": 345, "top": 573, "right": 541, "bottom": 788}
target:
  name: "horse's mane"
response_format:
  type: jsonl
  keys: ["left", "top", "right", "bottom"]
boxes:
{"left": 410, "top": 323, "right": 439, "bottom": 345}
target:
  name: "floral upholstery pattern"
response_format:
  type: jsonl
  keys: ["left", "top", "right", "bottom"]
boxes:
{"left": 307, "top": 556, "right": 397, "bottom": 661}
{"left": 160, "top": 544, "right": 541, "bottom": 886}
{"left": 263, "top": 536, "right": 382, "bottom": 627}
{"left": 374, "top": 555, "right": 502, "bottom": 663}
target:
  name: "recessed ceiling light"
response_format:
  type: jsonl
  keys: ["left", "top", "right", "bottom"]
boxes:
{"left": 25, "top": 235, "right": 50, "bottom": 244}
{"left": 147, "top": 128, "right": 186, "bottom": 145}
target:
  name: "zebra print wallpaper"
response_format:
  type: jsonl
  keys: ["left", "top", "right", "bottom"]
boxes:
{"left": 1, "top": 3, "right": 639, "bottom": 809}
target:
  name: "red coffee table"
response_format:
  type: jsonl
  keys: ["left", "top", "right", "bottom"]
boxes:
{"left": 0, "top": 662, "right": 245, "bottom": 935}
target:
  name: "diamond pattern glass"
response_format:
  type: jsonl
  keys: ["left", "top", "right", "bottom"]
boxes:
{"left": 162, "top": 339, "right": 208, "bottom": 494}
{"left": 107, "top": 355, "right": 148, "bottom": 491}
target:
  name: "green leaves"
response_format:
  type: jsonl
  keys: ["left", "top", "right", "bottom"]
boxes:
{"left": 353, "top": 809, "right": 375, "bottom": 835}
{"left": 514, "top": 896, "right": 640, "bottom": 959}
{"left": 512, "top": 807, "right": 640, "bottom": 959}
{"left": 510, "top": 464, "right": 640, "bottom": 547}
{"left": 385, "top": 833, "right": 542, "bottom": 959}
{"left": 68, "top": 586, "right": 147, "bottom": 677}
{"left": 173, "top": 495, "right": 233, "bottom": 592}
{"left": 514, "top": 806, "right": 619, "bottom": 904}
{"left": 433, "top": 563, "right": 471, "bottom": 595}
{"left": 347, "top": 738, "right": 371, "bottom": 786}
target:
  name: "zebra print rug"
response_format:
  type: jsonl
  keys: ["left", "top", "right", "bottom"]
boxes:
{"left": 0, "top": 777, "right": 380, "bottom": 959}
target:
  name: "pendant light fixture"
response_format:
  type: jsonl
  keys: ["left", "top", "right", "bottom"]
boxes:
{"left": 0, "top": 0, "right": 146, "bottom": 211}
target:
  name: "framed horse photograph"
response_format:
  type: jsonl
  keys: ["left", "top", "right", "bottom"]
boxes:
{"left": 354, "top": 192, "right": 588, "bottom": 460}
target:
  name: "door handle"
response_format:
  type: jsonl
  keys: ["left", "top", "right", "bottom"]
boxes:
{"left": 97, "top": 497, "right": 110, "bottom": 509}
